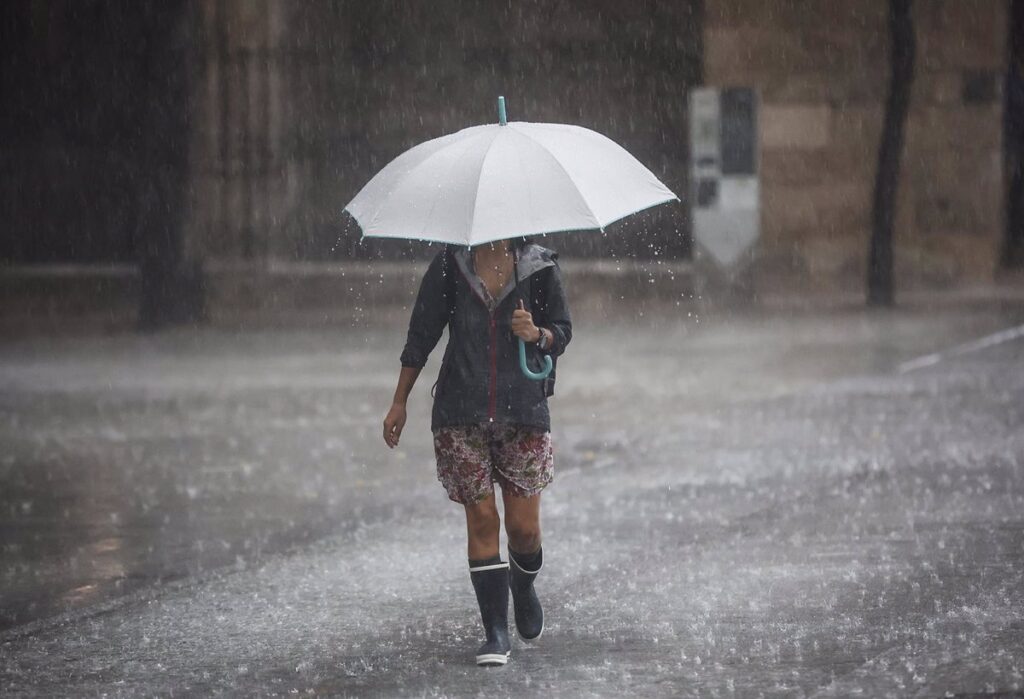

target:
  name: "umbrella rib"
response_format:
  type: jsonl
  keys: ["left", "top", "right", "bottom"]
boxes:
{"left": 506, "top": 125, "right": 603, "bottom": 230}
{"left": 349, "top": 128, "right": 467, "bottom": 226}
{"left": 364, "top": 128, "right": 497, "bottom": 239}
{"left": 465, "top": 129, "right": 505, "bottom": 245}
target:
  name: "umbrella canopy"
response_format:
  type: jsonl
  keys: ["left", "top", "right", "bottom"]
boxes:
{"left": 345, "top": 120, "right": 678, "bottom": 246}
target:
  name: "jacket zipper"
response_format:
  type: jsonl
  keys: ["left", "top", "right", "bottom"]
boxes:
{"left": 488, "top": 315, "right": 498, "bottom": 421}
{"left": 456, "top": 259, "right": 500, "bottom": 423}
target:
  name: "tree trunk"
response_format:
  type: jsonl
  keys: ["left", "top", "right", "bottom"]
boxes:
{"left": 867, "top": 0, "right": 915, "bottom": 307}
{"left": 1004, "top": 0, "right": 1024, "bottom": 269}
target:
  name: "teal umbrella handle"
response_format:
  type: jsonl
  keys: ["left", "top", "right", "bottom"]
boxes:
{"left": 518, "top": 337, "right": 553, "bottom": 380}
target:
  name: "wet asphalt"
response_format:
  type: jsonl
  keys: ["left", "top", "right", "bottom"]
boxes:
{"left": 1, "top": 297, "right": 1023, "bottom": 697}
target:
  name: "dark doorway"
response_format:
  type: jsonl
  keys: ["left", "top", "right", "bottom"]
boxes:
{"left": 0, "top": 1, "right": 192, "bottom": 266}
{"left": 1005, "top": 0, "right": 1024, "bottom": 268}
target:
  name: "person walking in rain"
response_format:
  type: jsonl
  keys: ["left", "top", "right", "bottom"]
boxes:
{"left": 382, "top": 236, "right": 572, "bottom": 666}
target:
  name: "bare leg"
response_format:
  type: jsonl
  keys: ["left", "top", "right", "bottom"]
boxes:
{"left": 502, "top": 491, "right": 542, "bottom": 555}
{"left": 465, "top": 494, "right": 501, "bottom": 560}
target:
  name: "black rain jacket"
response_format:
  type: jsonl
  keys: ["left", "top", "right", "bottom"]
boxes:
{"left": 400, "top": 243, "right": 572, "bottom": 432}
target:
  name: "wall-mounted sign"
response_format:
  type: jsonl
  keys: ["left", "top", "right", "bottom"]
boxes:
{"left": 689, "top": 87, "right": 760, "bottom": 271}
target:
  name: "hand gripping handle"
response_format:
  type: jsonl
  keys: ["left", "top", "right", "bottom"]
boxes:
{"left": 518, "top": 337, "right": 553, "bottom": 380}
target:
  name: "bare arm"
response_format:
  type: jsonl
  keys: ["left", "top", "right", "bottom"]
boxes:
{"left": 386, "top": 251, "right": 450, "bottom": 449}
{"left": 392, "top": 365, "right": 421, "bottom": 406}
{"left": 383, "top": 365, "right": 422, "bottom": 448}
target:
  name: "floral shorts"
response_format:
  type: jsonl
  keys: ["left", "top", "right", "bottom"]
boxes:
{"left": 432, "top": 422, "right": 554, "bottom": 504}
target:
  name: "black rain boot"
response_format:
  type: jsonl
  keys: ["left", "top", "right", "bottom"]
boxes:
{"left": 508, "top": 546, "right": 544, "bottom": 642}
{"left": 469, "top": 559, "right": 512, "bottom": 666}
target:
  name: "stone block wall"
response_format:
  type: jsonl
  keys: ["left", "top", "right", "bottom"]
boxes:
{"left": 705, "top": 0, "right": 1007, "bottom": 292}
{"left": 186, "top": 0, "right": 291, "bottom": 264}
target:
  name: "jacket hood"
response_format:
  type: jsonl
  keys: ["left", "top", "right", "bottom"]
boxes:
{"left": 451, "top": 243, "right": 558, "bottom": 308}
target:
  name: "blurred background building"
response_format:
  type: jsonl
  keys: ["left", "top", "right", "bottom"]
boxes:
{"left": 0, "top": 0, "right": 1017, "bottom": 329}
{"left": 706, "top": 2, "right": 1006, "bottom": 291}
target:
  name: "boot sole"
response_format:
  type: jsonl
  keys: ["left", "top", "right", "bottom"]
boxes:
{"left": 475, "top": 652, "right": 511, "bottom": 666}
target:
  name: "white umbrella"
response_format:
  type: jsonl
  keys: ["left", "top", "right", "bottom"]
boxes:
{"left": 346, "top": 97, "right": 679, "bottom": 381}
{"left": 345, "top": 98, "right": 678, "bottom": 246}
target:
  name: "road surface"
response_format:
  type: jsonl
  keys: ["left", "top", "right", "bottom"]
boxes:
{"left": 2, "top": 299, "right": 1023, "bottom": 696}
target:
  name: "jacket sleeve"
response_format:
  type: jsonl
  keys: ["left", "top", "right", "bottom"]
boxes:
{"left": 535, "top": 262, "right": 572, "bottom": 358}
{"left": 400, "top": 251, "right": 450, "bottom": 368}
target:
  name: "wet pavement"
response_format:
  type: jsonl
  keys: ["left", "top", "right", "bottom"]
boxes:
{"left": 2, "top": 298, "right": 1024, "bottom": 696}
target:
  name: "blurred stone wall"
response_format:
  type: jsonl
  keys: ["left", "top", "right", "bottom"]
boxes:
{"left": 3, "top": 1, "right": 1014, "bottom": 331}
{"left": 704, "top": 0, "right": 1007, "bottom": 290}
{"left": 185, "top": 0, "right": 702, "bottom": 266}
{"left": 185, "top": 0, "right": 287, "bottom": 264}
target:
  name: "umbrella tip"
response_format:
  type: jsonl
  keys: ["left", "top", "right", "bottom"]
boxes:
{"left": 497, "top": 96, "right": 507, "bottom": 125}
